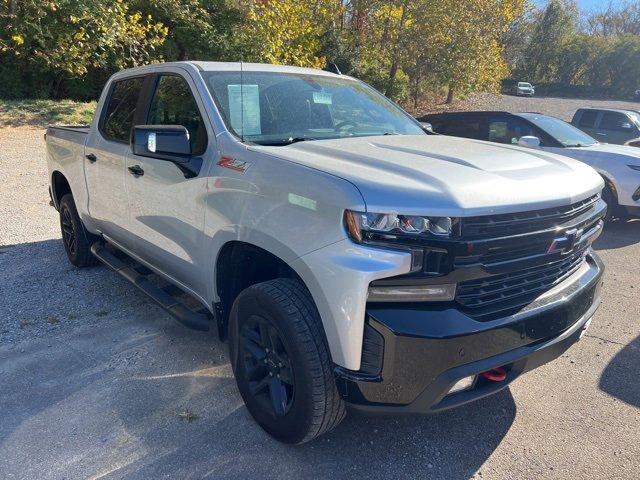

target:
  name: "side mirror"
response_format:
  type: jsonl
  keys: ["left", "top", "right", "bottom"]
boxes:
{"left": 518, "top": 136, "right": 541, "bottom": 148}
{"left": 133, "top": 125, "right": 191, "bottom": 160}
{"left": 420, "top": 122, "right": 435, "bottom": 134}
{"left": 132, "top": 125, "right": 202, "bottom": 178}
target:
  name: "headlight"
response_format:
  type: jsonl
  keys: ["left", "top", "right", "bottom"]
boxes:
{"left": 344, "top": 210, "right": 455, "bottom": 243}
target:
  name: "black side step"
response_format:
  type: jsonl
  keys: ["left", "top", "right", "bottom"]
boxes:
{"left": 90, "top": 242, "right": 211, "bottom": 331}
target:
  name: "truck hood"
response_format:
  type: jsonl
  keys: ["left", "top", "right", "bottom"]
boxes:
{"left": 251, "top": 135, "right": 603, "bottom": 216}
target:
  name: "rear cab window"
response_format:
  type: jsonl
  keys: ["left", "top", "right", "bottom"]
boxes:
{"left": 101, "top": 77, "right": 145, "bottom": 143}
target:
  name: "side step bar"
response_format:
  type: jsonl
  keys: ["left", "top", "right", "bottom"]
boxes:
{"left": 90, "top": 242, "right": 211, "bottom": 331}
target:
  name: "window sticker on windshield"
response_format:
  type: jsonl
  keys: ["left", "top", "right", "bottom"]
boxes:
{"left": 313, "top": 91, "right": 332, "bottom": 105}
{"left": 228, "top": 84, "right": 261, "bottom": 136}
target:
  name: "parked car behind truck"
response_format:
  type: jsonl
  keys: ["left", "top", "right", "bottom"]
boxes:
{"left": 420, "top": 111, "right": 640, "bottom": 221}
{"left": 47, "top": 62, "right": 605, "bottom": 444}
{"left": 571, "top": 107, "right": 640, "bottom": 145}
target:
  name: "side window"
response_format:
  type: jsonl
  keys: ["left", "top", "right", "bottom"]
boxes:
{"left": 102, "top": 77, "right": 144, "bottom": 142}
{"left": 148, "top": 75, "right": 208, "bottom": 155}
{"left": 431, "top": 118, "right": 483, "bottom": 140}
{"left": 488, "top": 117, "right": 535, "bottom": 144}
{"left": 578, "top": 110, "right": 598, "bottom": 128}
{"left": 600, "top": 112, "right": 630, "bottom": 131}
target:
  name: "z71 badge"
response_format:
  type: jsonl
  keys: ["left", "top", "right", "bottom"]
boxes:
{"left": 217, "top": 156, "right": 251, "bottom": 173}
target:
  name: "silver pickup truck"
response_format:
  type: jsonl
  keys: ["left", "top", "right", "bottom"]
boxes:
{"left": 46, "top": 61, "right": 606, "bottom": 444}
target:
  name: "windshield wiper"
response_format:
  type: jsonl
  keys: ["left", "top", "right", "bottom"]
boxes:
{"left": 252, "top": 136, "right": 317, "bottom": 146}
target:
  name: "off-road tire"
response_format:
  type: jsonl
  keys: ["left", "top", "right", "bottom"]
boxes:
{"left": 601, "top": 184, "right": 617, "bottom": 222}
{"left": 59, "top": 193, "right": 99, "bottom": 267}
{"left": 229, "top": 278, "right": 346, "bottom": 444}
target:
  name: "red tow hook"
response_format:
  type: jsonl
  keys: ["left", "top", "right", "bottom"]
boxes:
{"left": 481, "top": 367, "right": 507, "bottom": 382}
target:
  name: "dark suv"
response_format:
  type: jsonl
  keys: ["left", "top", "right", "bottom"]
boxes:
{"left": 571, "top": 108, "right": 640, "bottom": 145}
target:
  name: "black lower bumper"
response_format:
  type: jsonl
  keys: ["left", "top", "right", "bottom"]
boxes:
{"left": 336, "top": 251, "right": 604, "bottom": 414}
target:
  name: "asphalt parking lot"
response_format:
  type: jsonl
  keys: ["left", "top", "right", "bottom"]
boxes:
{"left": 0, "top": 103, "right": 639, "bottom": 479}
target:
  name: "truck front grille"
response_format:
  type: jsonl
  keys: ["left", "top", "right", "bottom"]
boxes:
{"left": 456, "top": 250, "right": 587, "bottom": 320}
{"left": 461, "top": 194, "right": 600, "bottom": 239}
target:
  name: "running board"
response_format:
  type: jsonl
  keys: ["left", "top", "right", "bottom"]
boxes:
{"left": 90, "top": 242, "right": 211, "bottom": 331}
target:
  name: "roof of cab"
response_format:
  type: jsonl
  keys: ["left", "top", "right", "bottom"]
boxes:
{"left": 188, "top": 61, "right": 347, "bottom": 78}
{"left": 577, "top": 107, "right": 640, "bottom": 116}
{"left": 109, "top": 61, "right": 352, "bottom": 82}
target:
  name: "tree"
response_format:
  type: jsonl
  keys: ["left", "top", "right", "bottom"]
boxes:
{"left": 0, "top": 0, "right": 167, "bottom": 97}
{"left": 131, "top": 0, "right": 241, "bottom": 61}
{"left": 419, "top": 0, "right": 524, "bottom": 103}
{"left": 235, "top": 0, "right": 335, "bottom": 68}
{"left": 518, "top": 0, "right": 577, "bottom": 83}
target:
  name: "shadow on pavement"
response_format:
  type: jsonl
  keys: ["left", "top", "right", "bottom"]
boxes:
{"left": 1, "top": 238, "right": 516, "bottom": 479}
{"left": 593, "top": 218, "right": 640, "bottom": 251}
{"left": 111, "top": 385, "right": 517, "bottom": 480}
{"left": 599, "top": 335, "right": 640, "bottom": 409}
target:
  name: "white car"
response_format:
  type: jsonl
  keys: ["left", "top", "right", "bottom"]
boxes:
{"left": 515, "top": 82, "right": 535, "bottom": 96}
{"left": 46, "top": 63, "right": 605, "bottom": 443}
{"left": 422, "top": 111, "right": 640, "bottom": 221}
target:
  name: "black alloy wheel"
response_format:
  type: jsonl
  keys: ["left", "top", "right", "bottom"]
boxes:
{"left": 58, "top": 193, "right": 99, "bottom": 267}
{"left": 61, "top": 206, "right": 77, "bottom": 257}
{"left": 240, "top": 315, "right": 294, "bottom": 417}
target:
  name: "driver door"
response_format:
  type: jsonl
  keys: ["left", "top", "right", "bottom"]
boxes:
{"left": 124, "top": 71, "right": 213, "bottom": 297}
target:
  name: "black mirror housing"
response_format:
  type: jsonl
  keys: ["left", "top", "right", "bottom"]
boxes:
{"left": 131, "top": 125, "right": 203, "bottom": 178}
{"left": 133, "top": 125, "right": 191, "bottom": 161}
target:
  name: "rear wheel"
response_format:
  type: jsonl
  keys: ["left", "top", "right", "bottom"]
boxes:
{"left": 59, "top": 194, "right": 99, "bottom": 267}
{"left": 229, "top": 278, "right": 345, "bottom": 444}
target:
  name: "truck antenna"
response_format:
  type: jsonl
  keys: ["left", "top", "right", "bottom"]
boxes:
{"left": 240, "top": 58, "right": 244, "bottom": 143}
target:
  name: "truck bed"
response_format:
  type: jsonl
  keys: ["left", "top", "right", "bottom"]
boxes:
{"left": 47, "top": 125, "right": 90, "bottom": 137}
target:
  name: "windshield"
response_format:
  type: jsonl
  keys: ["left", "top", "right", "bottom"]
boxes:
{"left": 518, "top": 82, "right": 532, "bottom": 88}
{"left": 521, "top": 114, "right": 597, "bottom": 147}
{"left": 202, "top": 70, "right": 424, "bottom": 145}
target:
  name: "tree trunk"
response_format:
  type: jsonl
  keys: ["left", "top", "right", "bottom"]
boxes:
{"left": 384, "top": 0, "right": 409, "bottom": 97}
{"left": 446, "top": 84, "right": 455, "bottom": 104}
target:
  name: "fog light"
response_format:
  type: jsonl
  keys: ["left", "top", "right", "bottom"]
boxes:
{"left": 448, "top": 375, "right": 476, "bottom": 394}
{"left": 367, "top": 284, "right": 456, "bottom": 302}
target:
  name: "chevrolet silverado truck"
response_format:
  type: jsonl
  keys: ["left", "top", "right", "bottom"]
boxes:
{"left": 46, "top": 62, "right": 606, "bottom": 444}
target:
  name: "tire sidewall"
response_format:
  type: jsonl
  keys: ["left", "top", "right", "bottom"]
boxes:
{"left": 59, "top": 194, "right": 95, "bottom": 266}
{"left": 229, "top": 285, "right": 320, "bottom": 444}
{"left": 602, "top": 185, "right": 616, "bottom": 222}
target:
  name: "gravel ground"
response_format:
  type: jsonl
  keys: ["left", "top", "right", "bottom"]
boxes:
{"left": 0, "top": 104, "right": 639, "bottom": 480}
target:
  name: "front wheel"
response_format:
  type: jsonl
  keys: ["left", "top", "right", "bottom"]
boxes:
{"left": 601, "top": 184, "right": 617, "bottom": 222}
{"left": 229, "top": 278, "right": 345, "bottom": 444}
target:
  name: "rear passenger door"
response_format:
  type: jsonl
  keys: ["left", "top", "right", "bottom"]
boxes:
{"left": 124, "top": 71, "right": 213, "bottom": 297}
{"left": 596, "top": 111, "right": 640, "bottom": 145}
{"left": 85, "top": 75, "right": 146, "bottom": 248}
{"left": 574, "top": 110, "right": 599, "bottom": 138}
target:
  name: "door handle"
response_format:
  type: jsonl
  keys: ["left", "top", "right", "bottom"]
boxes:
{"left": 128, "top": 165, "right": 144, "bottom": 177}
{"left": 85, "top": 153, "right": 97, "bottom": 162}
{"left": 596, "top": 132, "right": 607, "bottom": 136}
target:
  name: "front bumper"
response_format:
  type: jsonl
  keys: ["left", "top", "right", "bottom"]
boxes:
{"left": 336, "top": 251, "right": 604, "bottom": 414}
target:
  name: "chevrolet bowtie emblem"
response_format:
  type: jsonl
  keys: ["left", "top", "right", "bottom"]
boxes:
{"left": 547, "top": 228, "right": 584, "bottom": 254}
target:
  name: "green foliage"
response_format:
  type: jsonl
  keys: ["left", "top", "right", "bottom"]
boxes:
{"left": 234, "top": 0, "right": 334, "bottom": 68}
{"left": 0, "top": 0, "right": 526, "bottom": 104}
{"left": 510, "top": 0, "right": 640, "bottom": 98}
